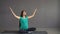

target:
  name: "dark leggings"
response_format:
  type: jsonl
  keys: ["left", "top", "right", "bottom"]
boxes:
{"left": 19, "top": 27, "right": 36, "bottom": 33}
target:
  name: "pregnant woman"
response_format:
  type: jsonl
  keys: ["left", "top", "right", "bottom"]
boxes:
{"left": 9, "top": 7, "right": 37, "bottom": 33}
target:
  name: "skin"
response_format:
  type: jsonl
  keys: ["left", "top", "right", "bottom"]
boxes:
{"left": 23, "top": 11, "right": 27, "bottom": 18}
{"left": 9, "top": 7, "right": 37, "bottom": 19}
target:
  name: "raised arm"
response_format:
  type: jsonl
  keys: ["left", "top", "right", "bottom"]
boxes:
{"left": 9, "top": 7, "right": 20, "bottom": 19}
{"left": 28, "top": 8, "right": 37, "bottom": 19}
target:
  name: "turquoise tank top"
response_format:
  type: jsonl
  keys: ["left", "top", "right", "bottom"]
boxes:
{"left": 19, "top": 16, "right": 28, "bottom": 30}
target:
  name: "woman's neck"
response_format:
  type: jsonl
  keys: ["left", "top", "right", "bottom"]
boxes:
{"left": 23, "top": 16, "right": 25, "bottom": 18}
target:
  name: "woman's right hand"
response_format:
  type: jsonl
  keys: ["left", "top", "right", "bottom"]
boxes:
{"left": 9, "top": 7, "right": 13, "bottom": 12}
{"left": 9, "top": 6, "right": 20, "bottom": 19}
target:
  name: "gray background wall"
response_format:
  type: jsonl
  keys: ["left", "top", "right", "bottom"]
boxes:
{"left": 0, "top": 0, "right": 59, "bottom": 31}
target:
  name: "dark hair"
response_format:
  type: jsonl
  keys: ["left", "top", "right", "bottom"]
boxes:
{"left": 20, "top": 10, "right": 26, "bottom": 17}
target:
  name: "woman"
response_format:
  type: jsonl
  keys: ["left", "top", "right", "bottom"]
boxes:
{"left": 9, "top": 7, "right": 37, "bottom": 33}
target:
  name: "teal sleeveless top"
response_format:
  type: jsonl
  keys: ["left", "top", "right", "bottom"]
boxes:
{"left": 19, "top": 16, "right": 28, "bottom": 30}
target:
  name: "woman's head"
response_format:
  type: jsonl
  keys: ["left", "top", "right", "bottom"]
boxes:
{"left": 20, "top": 9, "right": 27, "bottom": 17}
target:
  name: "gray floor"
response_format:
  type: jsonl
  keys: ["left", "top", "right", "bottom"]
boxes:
{"left": 0, "top": 28, "right": 60, "bottom": 34}
{"left": 1, "top": 31, "right": 47, "bottom": 34}
{"left": 36, "top": 28, "right": 60, "bottom": 34}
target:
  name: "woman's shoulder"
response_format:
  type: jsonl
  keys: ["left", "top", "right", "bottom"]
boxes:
{"left": 20, "top": 16, "right": 22, "bottom": 18}
{"left": 20, "top": 16, "right": 28, "bottom": 18}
